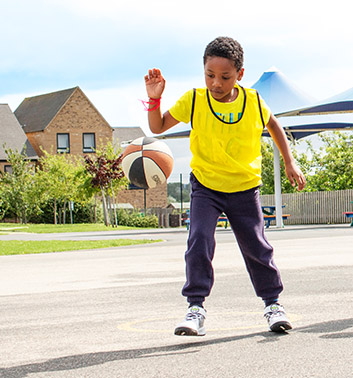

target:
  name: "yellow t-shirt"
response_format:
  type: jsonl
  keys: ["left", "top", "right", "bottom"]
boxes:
{"left": 169, "top": 85, "right": 271, "bottom": 192}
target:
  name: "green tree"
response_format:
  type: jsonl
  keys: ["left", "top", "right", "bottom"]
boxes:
{"left": 260, "top": 138, "right": 305, "bottom": 194}
{"left": 0, "top": 192, "right": 8, "bottom": 220}
{"left": 36, "top": 150, "right": 88, "bottom": 224}
{"left": 0, "top": 146, "right": 41, "bottom": 223}
{"left": 167, "top": 182, "right": 191, "bottom": 203}
{"left": 298, "top": 131, "right": 353, "bottom": 191}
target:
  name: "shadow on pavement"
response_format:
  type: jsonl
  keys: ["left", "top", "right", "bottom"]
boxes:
{"left": 1, "top": 318, "right": 352, "bottom": 378}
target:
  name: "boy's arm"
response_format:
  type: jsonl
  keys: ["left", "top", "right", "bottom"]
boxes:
{"left": 144, "top": 68, "right": 179, "bottom": 134}
{"left": 266, "top": 114, "right": 306, "bottom": 191}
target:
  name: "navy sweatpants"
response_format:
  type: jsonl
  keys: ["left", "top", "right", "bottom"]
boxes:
{"left": 182, "top": 173, "right": 283, "bottom": 305}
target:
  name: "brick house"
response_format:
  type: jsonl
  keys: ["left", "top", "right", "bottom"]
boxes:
{"left": 2, "top": 86, "right": 168, "bottom": 210}
{"left": 14, "top": 87, "right": 112, "bottom": 158}
{"left": 113, "top": 126, "right": 146, "bottom": 146}
{"left": 0, "top": 104, "right": 37, "bottom": 172}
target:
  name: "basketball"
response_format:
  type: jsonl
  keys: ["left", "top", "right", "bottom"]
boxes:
{"left": 121, "top": 137, "right": 174, "bottom": 189}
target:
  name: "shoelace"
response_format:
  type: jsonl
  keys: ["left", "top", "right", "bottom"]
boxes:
{"left": 264, "top": 310, "right": 284, "bottom": 319}
{"left": 186, "top": 312, "right": 202, "bottom": 320}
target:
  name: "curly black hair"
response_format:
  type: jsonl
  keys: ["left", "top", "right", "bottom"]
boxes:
{"left": 203, "top": 37, "right": 244, "bottom": 71}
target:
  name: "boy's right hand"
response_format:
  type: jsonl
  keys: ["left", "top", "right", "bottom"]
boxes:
{"left": 144, "top": 68, "right": 165, "bottom": 99}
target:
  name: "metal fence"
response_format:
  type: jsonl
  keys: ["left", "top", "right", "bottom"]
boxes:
{"left": 260, "top": 189, "right": 353, "bottom": 225}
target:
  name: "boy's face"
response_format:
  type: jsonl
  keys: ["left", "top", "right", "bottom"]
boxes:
{"left": 204, "top": 56, "right": 244, "bottom": 102}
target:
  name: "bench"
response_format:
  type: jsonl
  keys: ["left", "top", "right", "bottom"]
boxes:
{"left": 185, "top": 213, "right": 290, "bottom": 230}
{"left": 261, "top": 205, "right": 290, "bottom": 228}
{"left": 263, "top": 214, "right": 291, "bottom": 228}
{"left": 343, "top": 212, "right": 353, "bottom": 226}
{"left": 185, "top": 215, "right": 229, "bottom": 230}
{"left": 217, "top": 216, "right": 228, "bottom": 229}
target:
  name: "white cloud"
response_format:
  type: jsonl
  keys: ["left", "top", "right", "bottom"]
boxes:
{"left": 0, "top": 91, "right": 43, "bottom": 111}
{"left": 2, "top": 0, "right": 353, "bottom": 181}
{"left": 2, "top": 0, "right": 353, "bottom": 100}
{"left": 50, "top": 0, "right": 353, "bottom": 42}
{"left": 84, "top": 76, "right": 202, "bottom": 133}
{"left": 163, "top": 140, "right": 192, "bottom": 183}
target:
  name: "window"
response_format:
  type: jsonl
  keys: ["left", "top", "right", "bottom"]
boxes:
{"left": 57, "top": 133, "right": 70, "bottom": 153}
{"left": 4, "top": 165, "right": 13, "bottom": 174}
{"left": 83, "top": 133, "right": 96, "bottom": 153}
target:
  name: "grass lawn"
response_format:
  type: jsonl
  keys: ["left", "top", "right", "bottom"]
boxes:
{"left": 0, "top": 223, "right": 143, "bottom": 234}
{"left": 0, "top": 223, "right": 163, "bottom": 255}
{"left": 0, "top": 239, "right": 162, "bottom": 256}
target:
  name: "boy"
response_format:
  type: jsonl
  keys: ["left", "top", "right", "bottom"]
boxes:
{"left": 144, "top": 37, "right": 305, "bottom": 336}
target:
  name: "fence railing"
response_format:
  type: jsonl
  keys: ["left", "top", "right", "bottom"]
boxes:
{"left": 138, "top": 190, "right": 353, "bottom": 227}
{"left": 260, "top": 189, "right": 353, "bottom": 225}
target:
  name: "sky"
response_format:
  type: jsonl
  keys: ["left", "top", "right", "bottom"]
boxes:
{"left": 1, "top": 0, "right": 353, "bottom": 182}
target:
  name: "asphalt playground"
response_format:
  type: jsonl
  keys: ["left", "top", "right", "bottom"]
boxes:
{"left": 0, "top": 224, "right": 352, "bottom": 378}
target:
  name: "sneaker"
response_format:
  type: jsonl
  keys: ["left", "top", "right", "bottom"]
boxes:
{"left": 264, "top": 303, "right": 292, "bottom": 332}
{"left": 174, "top": 305, "right": 206, "bottom": 336}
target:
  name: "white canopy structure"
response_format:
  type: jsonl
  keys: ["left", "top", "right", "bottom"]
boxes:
{"left": 251, "top": 67, "right": 314, "bottom": 114}
{"left": 252, "top": 68, "right": 315, "bottom": 226}
{"left": 277, "top": 86, "right": 353, "bottom": 117}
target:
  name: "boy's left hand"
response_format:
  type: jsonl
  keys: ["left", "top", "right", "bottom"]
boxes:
{"left": 285, "top": 161, "right": 306, "bottom": 191}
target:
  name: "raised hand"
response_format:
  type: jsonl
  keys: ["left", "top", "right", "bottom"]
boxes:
{"left": 144, "top": 68, "right": 165, "bottom": 99}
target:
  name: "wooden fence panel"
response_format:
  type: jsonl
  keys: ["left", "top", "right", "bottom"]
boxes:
{"left": 260, "top": 189, "right": 353, "bottom": 225}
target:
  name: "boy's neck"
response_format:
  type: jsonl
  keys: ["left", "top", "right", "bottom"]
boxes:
{"left": 211, "top": 85, "right": 239, "bottom": 103}
{"left": 228, "top": 86, "right": 239, "bottom": 102}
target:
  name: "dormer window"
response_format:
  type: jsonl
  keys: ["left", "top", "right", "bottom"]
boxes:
{"left": 4, "top": 165, "right": 13, "bottom": 174}
{"left": 57, "top": 133, "right": 70, "bottom": 153}
{"left": 83, "top": 133, "right": 96, "bottom": 153}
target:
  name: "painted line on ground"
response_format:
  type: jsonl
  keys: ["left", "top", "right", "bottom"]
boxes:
{"left": 117, "top": 311, "right": 302, "bottom": 333}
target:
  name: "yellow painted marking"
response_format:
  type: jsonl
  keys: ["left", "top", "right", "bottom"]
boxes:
{"left": 117, "top": 311, "right": 302, "bottom": 333}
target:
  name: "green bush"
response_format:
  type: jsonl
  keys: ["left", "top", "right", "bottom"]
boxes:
{"left": 116, "top": 209, "right": 158, "bottom": 228}
{"left": 28, "top": 201, "right": 103, "bottom": 224}
{"left": 3, "top": 201, "right": 158, "bottom": 227}
{"left": 0, "top": 201, "right": 8, "bottom": 221}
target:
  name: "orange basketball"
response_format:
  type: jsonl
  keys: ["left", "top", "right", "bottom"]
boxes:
{"left": 122, "top": 137, "right": 174, "bottom": 189}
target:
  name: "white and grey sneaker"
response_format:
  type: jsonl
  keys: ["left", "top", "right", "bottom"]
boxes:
{"left": 174, "top": 305, "right": 206, "bottom": 336}
{"left": 264, "top": 303, "right": 292, "bottom": 332}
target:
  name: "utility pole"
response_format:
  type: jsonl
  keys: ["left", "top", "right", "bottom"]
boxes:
{"left": 143, "top": 189, "right": 147, "bottom": 215}
{"left": 180, "top": 173, "right": 183, "bottom": 214}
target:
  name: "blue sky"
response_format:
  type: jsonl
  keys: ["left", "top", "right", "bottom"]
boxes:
{"left": 1, "top": 0, "right": 353, "bottom": 181}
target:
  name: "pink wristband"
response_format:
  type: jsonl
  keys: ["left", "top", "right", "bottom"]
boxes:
{"left": 140, "top": 97, "right": 161, "bottom": 111}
